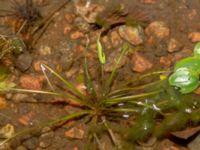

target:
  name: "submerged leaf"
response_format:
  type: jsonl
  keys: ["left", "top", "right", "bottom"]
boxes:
{"left": 83, "top": 58, "right": 97, "bottom": 97}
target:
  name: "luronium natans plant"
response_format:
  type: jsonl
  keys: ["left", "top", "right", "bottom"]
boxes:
{"left": 0, "top": 36, "right": 188, "bottom": 149}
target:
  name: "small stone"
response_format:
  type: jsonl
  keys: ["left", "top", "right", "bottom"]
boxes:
{"left": 188, "top": 32, "right": 200, "bottom": 42}
{"left": 18, "top": 111, "right": 34, "bottom": 126}
{"left": 33, "top": 60, "right": 48, "bottom": 72}
{"left": 0, "top": 96, "right": 7, "bottom": 109}
{"left": 74, "top": 17, "right": 91, "bottom": 32}
{"left": 64, "top": 125, "right": 84, "bottom": 139}
{"left": 73, "top": 147, "right": 79, "bottom": 150}
{"left": 119, "top": 25, "right": 144, "bottom": 45}
{"left": 159, "top": 55, "right": 173, "bottom": 67}
{"left": 39, "top": 131, "right": 54, "bottom": 148}
{"left": 0, "top": 142, "right": 11, "bottom": 150}
{"left": 75, "top": 3, "right": 104, "bottom": 23}
{"left": 38, "top": 46, "right": 51, "bottom": 56}
{"left": 19, "top": 74, "right": 44, "bottom": 90}
{"left": 22, "top": 137, "right": 38, "bottom": 150}
{"left": 167, "top": 38, "right": 182, "bottom": 53}
{"left": 145, "top": 21, "right": 170, "bottom": 39}
{"left": 15, "top": 145, "right": 27, "bottom": 150}
{"left": 110, "top": 31, "right": 122, "bottom": 47}
{"left": 75, "top": 83, "right": 87, "bottom": 96}
{"left": 70, "top": 31, "right": 84, "bottom": 40}
{"left": 140, "top": 0, "right": 157, "bottom": 4}
{"left": 64, "top": 13, "right": 75, "bottom": 24}
{"left": 63, "top": 24, "right": 72, "bottom": 35}
{"left": 131, "top": 52, "right": 153, "bottom": 73}
{"left": 0, "top": 124, "right": 15, "bottom": 139}
{"left": 15, "top": 52, "right": 33, "bottom": 72}
{"left": 12, "top": 93, "right": 29, "bottom": 102}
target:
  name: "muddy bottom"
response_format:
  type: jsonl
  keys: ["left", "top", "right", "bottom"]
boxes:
{"left": 0, "top": 0, "right": 200, "bottom": 150}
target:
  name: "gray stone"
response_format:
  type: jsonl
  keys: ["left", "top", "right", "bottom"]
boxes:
{"left": 15, "top": 52, "right": 33, "bottom": 72}
{"left": 188, "top": 133, "right": 200, "bottom": 150}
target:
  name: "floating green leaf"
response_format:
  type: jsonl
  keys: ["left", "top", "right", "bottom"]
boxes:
{"left": 169, "top": 42, "right": 200, "bottom": 94}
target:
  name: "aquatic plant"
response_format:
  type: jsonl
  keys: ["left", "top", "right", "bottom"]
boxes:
{"left": 169, "top": 42, "right": 200, "bottom": 94}
{"left": 0, "top": 0, "right": 70, "bottom": 47}
{"left": 0, "top": 34, "right": 24, "bottom": 59}
{"left": 0, "top": 0, "right": 41, "bottom": 34}
{"left": 0, "top": 39, "right": 200, "bottom": 149}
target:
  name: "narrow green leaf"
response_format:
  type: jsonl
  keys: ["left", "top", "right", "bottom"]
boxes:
{"left": 104, "top": 43, "right": 129, "bottom": 95}
{"left": 9, "top": 88, "right": 87, "bottom": 106}
{"left": 41, "top": 64, "right": 85, "bottom": 100}
{"left": 105, "top": 91, "right": 160, "bottom": 106}
{"left": 83, "top": 57, "right": 97, "bottom": 97}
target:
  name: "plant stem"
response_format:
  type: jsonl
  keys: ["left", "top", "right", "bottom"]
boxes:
{"left": 105, "top": 90, "right": 160, "bottom": 106}
{"left": 104, "top": 43, "right": 129, "bottom": 95}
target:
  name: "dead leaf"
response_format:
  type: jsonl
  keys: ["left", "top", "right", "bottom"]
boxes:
{"left": 171, "top": 126, "right": 200, "bottom": 139}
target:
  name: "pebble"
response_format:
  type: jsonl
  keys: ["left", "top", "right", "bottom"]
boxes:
{"left": 64, "top": 13, "right": 75, "bottom": 24}
{"left": 188, "top": 32, "right": 200, "bottom": 42}
{"left": 167, "top": 38, "right": 182, "bottom": 53}
{"left": 15, "top": 52, "right": 33, "bottom": 72}
{"left": 145, "top": 21, "right": 170, "bottom": 39}
{"left": 19, "top": 74, "right": 44, "bottom": 90}
{"left": 33, "top": 60, "right": 48, "bottom": 72}
{"left": 70, "top": 31, "right": 84, "bottom": 40}
{"left": 159, "top": 55, "right": 173, "bottom": 67}
{"left": 110, "top": 31, "right": 122, "bottom": 47}
{"left": 75, "top": 3, "right": 104, "bottom": 23}
{"left": 0, "top": 96, "right": 7, "bottom": 109}
{"left": 140, "top": 0, "right": 157, "bottom": 4}
{"left": 22, "top": 137, "right": 38, "bottom": 150}
{"left": 119, "top": 25, "right": 144, "bottom": 45}
{"left": 63, "top": 24, "right": 72, "bottom": 35}
{"left": 15, "top": 145, "right": 27, "bottom": 150}
{"left": 74, "top": 17, "right": 91, "bottom": 32}
{"left": 12, "top": 93, "right": 29, "bottom": 102}
{"left": 64, "top": 125, "right": 84, "bottom": 139}
{"left": 39, "top": 131, "right": 54, "bottom": 148}
{"left": 131, "top": 52, "right": 153, "bottom": 73}
{"left": 38, "top": 46, "right": 51, "bottom": 56}
{"left": 18, "top": 111, "right": 34, "bottom": 126}
{"left": 0, "top": 123, "right": 15, "bottom": 139}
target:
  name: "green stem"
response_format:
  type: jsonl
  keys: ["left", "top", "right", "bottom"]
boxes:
{"left": 105, "top": 90, "right": 160, "bottom": 106}
{"left": 109, "top": 79, "right": 165, "bottom": 97}
{"left": 104, "top": 43, "right": 128, "bottom": 95}
{"left": 122, "top": 70, "right": 169, "bottom": 87}
{"left": 41, "top": 64, "right": 86, "bottom": 100}
{"left": 10, "top": 88, "right": 92, "bottom": 108}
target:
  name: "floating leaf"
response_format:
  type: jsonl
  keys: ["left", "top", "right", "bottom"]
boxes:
{"left": 169, "top": 68, "right": 199, "bottom": 94}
